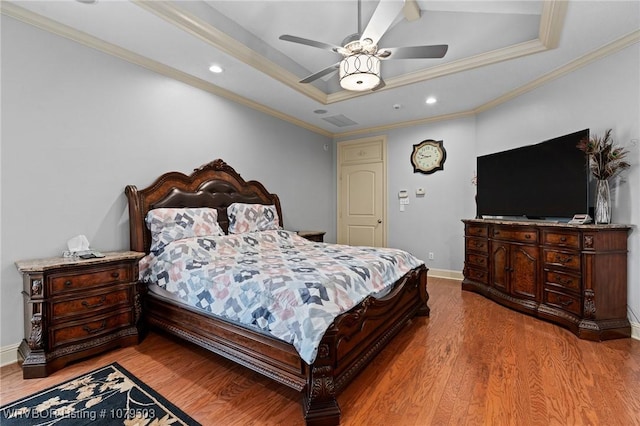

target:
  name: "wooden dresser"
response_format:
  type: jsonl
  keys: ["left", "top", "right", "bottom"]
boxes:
{"left": 462, "top": 219, "right": 631, "bottom": 341}
{"left": 16, "top": 251, "right": 144, "bottom": 378}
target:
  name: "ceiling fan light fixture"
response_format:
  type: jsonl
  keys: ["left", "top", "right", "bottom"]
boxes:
{"left": 339, "top": 54, "right": 381, "bottom": 91}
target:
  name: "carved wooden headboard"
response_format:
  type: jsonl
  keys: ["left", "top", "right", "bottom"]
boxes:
{"left": 125, "top": 159, "right": 283, "bottom": 254}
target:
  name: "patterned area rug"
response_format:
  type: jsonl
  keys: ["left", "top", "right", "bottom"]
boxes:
{"left": 0, "top": 363, "right": 200, "bottom": 425}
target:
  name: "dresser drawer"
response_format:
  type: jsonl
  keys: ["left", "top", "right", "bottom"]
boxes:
{"left": 543, "top": 249, "right": 581, "bottom": 271}
{"left": 51, "top": 287, "right": 132, "bottom": 320}
{"left": 50, "top": 265, "right": 131, "bottom": 294}
{"left": 544, "top": 270, "right": 581, "bottom": 293}
{"left": 50, "top": 310, "right": 134, "bottom": 349}
{"left": 491, "top": 227, "right": 537, "bottom": 244}
{"left": 466, "top": 224, "right": 488, "bottom": 238}
{"left": 466, "top": 237, "right": 488, "bottom": 254}
{"left": 465, "top": 267, "right": 488, "bottom": 284}
{"left": 543, "top": 230, "right": 580, "bottom": 249}
{"left": 467, "top": 253, "right": 488, "bottom": 269}
{"left": 543, "top": 288, "right": 581, "bottom": 316}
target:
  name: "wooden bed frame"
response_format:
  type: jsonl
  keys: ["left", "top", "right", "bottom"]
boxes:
{"left": 125, "top": 159, "right": 429, "bottom": 425}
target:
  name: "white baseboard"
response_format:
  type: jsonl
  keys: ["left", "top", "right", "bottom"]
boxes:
{"left": 1, "top": 342, "right": 20, "bottom": 367}
{"left": 427, "top": 268, "right": 463, "bottom": 281}
{"left": 631, "top": 321, "right": 640, "bottom": 340}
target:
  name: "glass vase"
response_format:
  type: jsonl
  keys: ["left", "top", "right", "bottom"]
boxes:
{"left": 594, "top": 179, "right": 611, "bottom": 224}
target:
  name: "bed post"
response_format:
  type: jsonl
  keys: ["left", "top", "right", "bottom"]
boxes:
{"left": 125, "top": 185, "right": 145, "bottom": 252}
{"left": 416, "top": 265, "right": 430, "bottom": 316}
{"left": 303, "top": 332, "right": 341, "bottom": 426}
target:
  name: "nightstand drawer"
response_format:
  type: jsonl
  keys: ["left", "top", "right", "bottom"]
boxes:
{"left": 51, "top": 288, "right": 132, "bottom": 320}
{"left": 50, "top": 265, "right": 131, "bottom": 294}
{"left": 297, "top": 231, "right": 325, "bottom": 242}
{"left": 50, "top": 310, "right": 134, "bottom": 349}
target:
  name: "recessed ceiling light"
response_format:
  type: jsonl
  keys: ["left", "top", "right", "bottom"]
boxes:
{"left": 426, "top": 97, "right": 437, "bottom": 105}
{"left": 209, "top": 65, "right": 223, "bottom": 74}
{"left": 313, "top": 109, "right": 328, "bottom": 114}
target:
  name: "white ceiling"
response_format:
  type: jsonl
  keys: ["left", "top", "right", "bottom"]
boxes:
{"left": 3, "top": 0, "right": 639, "bottom": 136}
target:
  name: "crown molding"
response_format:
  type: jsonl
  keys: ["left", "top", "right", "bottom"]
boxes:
{"left": 334, "top": 29, "right": 639, "bottom": 138}
{"left": 334, "top": 110, "right": 476, "bottom": 139}
{"left": 0, "top": 1, "right": 332, "bottom": 137}
{"left": 136, "top": 0, "right": 566, "bottom": 105}
{"left": 2, "top": 1, "right": 636, "bottom": 139}
{"left": 538, "top": 0, "right": 569, "bottom": 49}
{"left": 132, "top": 0, "right": 329, "bottom": 105}
{"left": 474, "top": 29, "right": 640, "bottom": 114}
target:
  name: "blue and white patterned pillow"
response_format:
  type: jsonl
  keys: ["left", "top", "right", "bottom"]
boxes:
{"left": 227, "top": 203, "right": 281, "bottom": 234}
{"left": 146, "top": 207, "right": 225, "bottom": 252}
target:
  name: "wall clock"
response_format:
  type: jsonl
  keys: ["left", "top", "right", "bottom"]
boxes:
{"left": 411, "top": 139, "right": 447, "bottom": 174}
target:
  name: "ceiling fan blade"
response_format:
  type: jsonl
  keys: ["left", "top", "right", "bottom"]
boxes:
{"left": 279, "top": 35, "right": 341, "bottom": 53}
{"left": 378, "top": 45, "right": 449, "bottom": 60}
{"left": 360, "top": 0, "right": 404, "bottom": 46}
{"left": 299, "top": 62, "right": 341, "bottom": 84}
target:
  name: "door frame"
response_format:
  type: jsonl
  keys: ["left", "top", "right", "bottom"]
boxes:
{"left": 336, "top": 135, "right": 388, "bottom": 246}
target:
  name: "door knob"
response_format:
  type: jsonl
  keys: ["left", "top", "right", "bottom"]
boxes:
{"left": 377, "top": 219, "right": 382, "bottom": 223}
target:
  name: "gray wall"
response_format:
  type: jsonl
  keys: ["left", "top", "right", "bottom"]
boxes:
{"left": 2, "top": 13, "right": 639, "bottom": 353}
{"left": 335, "top": 116, "right": 477, "bottom": 271}
{"left": 0, "top": 17, "right": 333, "bottom": 348}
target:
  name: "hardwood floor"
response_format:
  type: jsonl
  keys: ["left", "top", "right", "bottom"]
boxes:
{"left": 2, "top": 277, "right": 639, "bottom": 425}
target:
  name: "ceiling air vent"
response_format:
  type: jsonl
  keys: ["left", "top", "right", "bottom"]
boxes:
{"left": 321, "top": 114, "right": 358, "bottom": 127}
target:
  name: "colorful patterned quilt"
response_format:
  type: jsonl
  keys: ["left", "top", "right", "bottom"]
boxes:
{"left": 139, "top": 230, "right": 424, "bottom": 364}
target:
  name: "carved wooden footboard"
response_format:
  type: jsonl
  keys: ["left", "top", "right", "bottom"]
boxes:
{"left": 126, "top": 159, "right": 429, "bottom": 425}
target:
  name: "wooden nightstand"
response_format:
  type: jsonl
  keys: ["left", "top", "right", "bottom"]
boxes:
{"left": 297, "top": 231, "right": 326, "bottom": 242}
{"left": 15, "top": 251, "right": 145, "bottom": 379}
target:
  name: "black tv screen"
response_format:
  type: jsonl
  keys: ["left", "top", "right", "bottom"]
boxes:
{"left": 476, "top": 129, "right": 590, "bottom": 220}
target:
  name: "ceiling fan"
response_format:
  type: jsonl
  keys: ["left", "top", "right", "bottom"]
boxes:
{"left": 279, "top": 0, "right": 448, "bottom": 92}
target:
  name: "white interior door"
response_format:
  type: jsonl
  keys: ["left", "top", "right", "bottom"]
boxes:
{"left": 337, "top": 137, "right": 387, "bottom": 247}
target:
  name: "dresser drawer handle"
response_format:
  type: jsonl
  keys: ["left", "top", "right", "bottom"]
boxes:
{"left": 555, "top": 255, "right": 573, "bottom": 264}
{"left": 111, "top": 272, "right": 120, "bottom": 278}
{"left": 474, "top": 242, "right": 485, "bottom": 248}
{"left": 81, "top": 296, "right": 107, "bottom": 309}
{"left": 557, "top": 277, "right": 573, "bottom": 286}
{"left": 560, "top": 237, "right": 567, "bottom": 242}
{"left": 525, "top": 234, "right": 531, "bottom": 239}
{"left": 494, "top": 231, "right": 500, "bottom": 236}
{"left": 64, "top": 280, "right": 72, "bottom": 287}
{"left": 560, "top": 298, "right": 574, "bottom": 307}
{"left": 83, "top": 321, "right": 107, "bottom": 334}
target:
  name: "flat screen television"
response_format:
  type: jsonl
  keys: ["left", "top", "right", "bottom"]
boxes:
{"left": 476, "top": 129, "right": 591, "bottom": 221}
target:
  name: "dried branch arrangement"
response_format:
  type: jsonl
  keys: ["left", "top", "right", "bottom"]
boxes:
{"left": 576, "top": 129, "right": 631, "bottom": 180}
